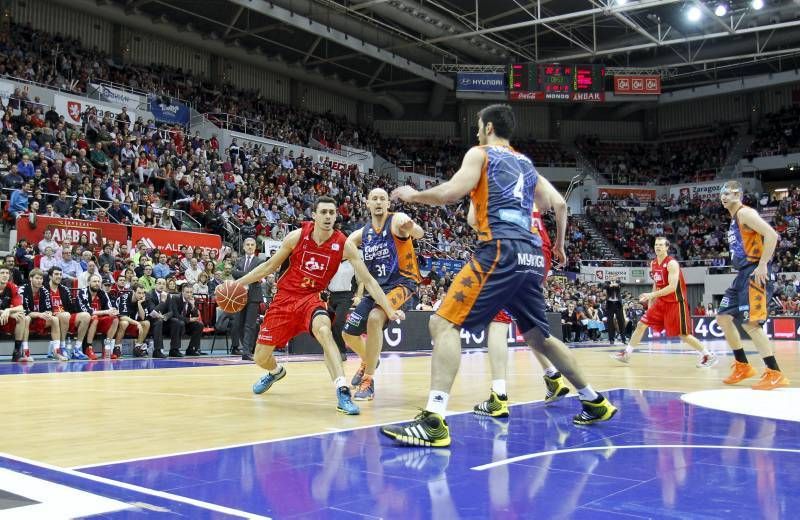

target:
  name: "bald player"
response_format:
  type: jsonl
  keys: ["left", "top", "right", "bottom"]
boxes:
{"left": 343, "top": 188, "right": 424, "bottom": 401}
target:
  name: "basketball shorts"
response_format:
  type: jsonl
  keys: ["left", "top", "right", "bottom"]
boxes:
{"left": 717, "top": 263, "right": 773, "bottom": 323}
{"left": 124, "top": 323, "right": 141, "bottom": 337}
{"left": 92, "top": 315, "right": 117, "bottom": 336}
{"left": 257, "top": 291, "right": 328, "bottom": 348}
{"left": 66, "top": 313, "right": 80, "bottom": 334}
{"left": 640, "top": 298, "right": 690, "bottom": 337}
{"left": 342, "top": 284, "right": 413, "bottom": 336}
{"left": 437, "top": 239, "right": 549, "bottom": 336}
{"left": 493, "top": 245, "right": 552, "bottom": 325}
{"left": 29, "top": 317, "right": 53, "bottom": 336}
{"left": 0, "top": 316, "right": 18, "bottom": 335}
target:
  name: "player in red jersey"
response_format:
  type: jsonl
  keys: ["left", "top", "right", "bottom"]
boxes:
{"left": 0, "top": 265, "right": 31, "bottom": 361}
{"left": 611, "top": 236, "right": 716, "bottom": 367}
{"left": 47, "top": 266, "right": 91, "bottom": 360}
{"left": 235, "top": 197, "right": 405, "bottom": 415}
{"left": 474, "top": 200, "right": 573, "bottom": 418}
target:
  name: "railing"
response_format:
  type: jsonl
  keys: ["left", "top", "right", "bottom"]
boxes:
{"left": 579, "top": 258, "right": 734, "bottom": 270}
{"left": 308, "top": 138, "right": 371, "bottom": 161}
{"left": 1, "top": 73, "right": 82, "bottom": 96}
{"left": 88, "top": 79, "right": 195, "bottom": 110}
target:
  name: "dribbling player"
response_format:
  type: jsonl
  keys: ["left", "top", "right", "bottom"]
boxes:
{"left": 235, "top": 197, "right": 405, "bottom": 415}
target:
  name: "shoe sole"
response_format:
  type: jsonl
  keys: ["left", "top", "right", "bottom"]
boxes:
{"left": 473, "top": 409, "right": 509, "bottom": 418}
{"left": 337, "top": 406, "right": 360, "bottom": 415}
{"left": 609, "top": 354, "right": 630, "bottom": 365}
{"left": 252, "top": 370, "right": 286, "bottom": 394}
{"left": 752, "top": 379, "right": 790, "bottom": 390}
{"left": 573, "top": 407, "right": 619, "bottom": 426}
{"left": 723, "top": 373, "right": 758, "bottom": 385}
{"left": 353, "top": 395, "right": 374, "bottom": 401}
{"left": 380, "top": 428, "right": 451, "bottom": 447}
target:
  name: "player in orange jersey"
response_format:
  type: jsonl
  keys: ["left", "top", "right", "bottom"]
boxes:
{"left": 717, "top": 180, "right": 788, "bottom": 390}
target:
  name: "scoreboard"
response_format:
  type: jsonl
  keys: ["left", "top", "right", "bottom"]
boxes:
{"left": 508, "top": 63, "right": 605, "bottom": 102}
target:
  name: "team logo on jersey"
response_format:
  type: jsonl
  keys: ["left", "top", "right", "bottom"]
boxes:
{"left": 301, "top": 251, "right": 331, "bottom": 278}
{"left": 331, "top": 243, "right": 340, "bottom": 251}
{"left": 652, "top": 272, "right": 664, "bottom": 282}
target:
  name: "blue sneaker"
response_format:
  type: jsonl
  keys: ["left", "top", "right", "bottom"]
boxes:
{"left": 252, "top": 366, "right": 286, "bottom": 394}
{"left": 353, "top": 375, "right": 374, "bottom": 401}
{"left": 71, "top": 348, "right": 89, "bottom": 360}
{"left": 336, "top": 387, "right": 360, "bottom": 415}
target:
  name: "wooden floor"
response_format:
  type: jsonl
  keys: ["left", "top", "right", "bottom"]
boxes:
{"left": 1, "top": 340, "right": 798, "bottom": 469}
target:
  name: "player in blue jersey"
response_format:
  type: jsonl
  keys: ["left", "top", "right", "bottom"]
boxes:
{"left": 343, "top": 188, "right": 423, "bottom": 400}
{"left": 381, "top": 104, "right": 617, "bottom": 447}
{"left": 718, "top": 180, "right": 789, "bottom": 390}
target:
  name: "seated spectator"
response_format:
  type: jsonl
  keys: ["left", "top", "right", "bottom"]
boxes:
{"left": 166, "top": 283, "right": 203, "bottom": 357}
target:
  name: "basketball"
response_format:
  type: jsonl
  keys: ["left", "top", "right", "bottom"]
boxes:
{"left": 215, "top": 281, "right": 248, "bottom": 314}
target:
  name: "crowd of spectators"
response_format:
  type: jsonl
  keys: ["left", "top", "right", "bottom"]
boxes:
{"left": 745, "top": 105, "right": 800, "bottom": 159}
{"left": 577, "top": 127, "right": 738, "bottom": 185}
{"left": 585, "top": 186, "right": 800, "bottom": 273}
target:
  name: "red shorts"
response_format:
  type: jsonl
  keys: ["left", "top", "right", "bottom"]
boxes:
{"left": 257, "top": 291, "right": 327, "bottom": 348}
{"left": 492, "top": 246, "right": 552, "bottom": 325}
{"left": 0, "top": 316, "right": 18, "bottom": 335}
{"left": 124, "top": 323, "right": 140, "bottom": 337}
{"left": 92, "top": 315, "right": 117, "bottom": 336}
{"left": 66, "top": 313, "right": 79, "bottom": 334}
{"left": 30, "top": 317, "right": 53, "bottom": 336}
{"left": 640, "top": 298, "right": 690, "bottom": 337}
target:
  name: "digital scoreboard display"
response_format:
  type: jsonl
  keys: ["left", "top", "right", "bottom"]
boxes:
{"left": 508, "top": 63, "right": 605, "bottom": 102}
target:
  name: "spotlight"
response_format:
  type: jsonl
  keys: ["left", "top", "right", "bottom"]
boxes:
{"left": 687, "top": 6, "right": 702, "bottom": 21}
{"left": 751, "top": 0, "right": 764, "bottom": 9}
{"left": 616, "top": 0, "right": 628, "bottom": 5}
{"left": 715, "top": 3, "right": 728, "bottom": 16}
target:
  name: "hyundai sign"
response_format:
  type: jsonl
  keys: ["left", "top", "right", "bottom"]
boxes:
{"left": 456, "top": 72, "right": 506, "bottom": 92}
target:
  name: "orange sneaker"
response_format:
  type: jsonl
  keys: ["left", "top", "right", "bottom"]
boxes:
{"left": 84, "top": 346, "right": 98, "bottom": 361}
{"left": 751, "top": 369, "right": 790, "bottom": 391}
{"left": 723, "top": 361, "right": 757, "bottom": 385}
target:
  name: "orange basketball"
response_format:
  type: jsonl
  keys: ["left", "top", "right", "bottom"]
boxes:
{"left": 215, "top": 280, "right": 248, "bottom": 314}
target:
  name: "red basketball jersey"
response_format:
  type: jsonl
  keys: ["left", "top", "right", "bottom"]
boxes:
{"left": 650, "top": 255, "right": 687, "bottom": 304}
{"left": 277, "top": 221, "right": 347, "bottom": 296}
{"left": 531, "top": 206, "right": 551, "bottom": 250}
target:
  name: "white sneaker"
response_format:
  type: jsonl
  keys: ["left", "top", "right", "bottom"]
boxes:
{"left": 697, "top": 352, "right": 719, "bottom": 368}
{"left": 610, "top": 350, "right": 631, "bottom": 365}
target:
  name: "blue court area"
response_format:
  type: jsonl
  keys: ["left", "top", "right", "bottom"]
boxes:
{"left": 0, "top": 357, "right": 250, "bottom": 375}
{"left": 0, "top": 388, "right": 779, "bottom": 518}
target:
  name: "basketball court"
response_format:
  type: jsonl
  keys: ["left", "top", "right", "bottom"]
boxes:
{"left": 1, "top": 339, "right": 797, "bottom": 518}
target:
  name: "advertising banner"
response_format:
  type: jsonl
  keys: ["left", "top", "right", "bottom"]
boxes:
{"left": 508, "top": 91, "right": 605, "bottom": 102}
{"left": 579, "top": 265, "right": 650, "bottom": 284}
{"left": 645, "top": 316, "right": 800, "bottom": 341}
{"left": 16, "top": 216, "right": 128, "bottom": 248}
{"left": 88, "top": 83, "right": 145, "bottom": 107}
{"left": 669, "top": 181, "right": 727, "bottom": 201}
{"left": 614, "top": 75, "right": 661, "bottom": 95}
{"left": 148, "top": 96, "right": 190, "bottom": 125}
{"left": 54, "top": 93, "right": 138, "bottom": 131}
{"left": 132, "top": 227, "right": 222, "bottom": 255}
{"left": 456, "top": 73, "right": 506, "bottom": 92}
{"left": 597, "top": 186, "right": 657, "bottom": 202}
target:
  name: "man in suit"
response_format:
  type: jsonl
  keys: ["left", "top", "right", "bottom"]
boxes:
{"left": 231, "top": 238, "right": 264, "bottom": 361}
{"left": 166, "top": 283, "right": 203, "bottom": 357}
{"left": 145, "top": 277, "right": 170, "bottom": 358}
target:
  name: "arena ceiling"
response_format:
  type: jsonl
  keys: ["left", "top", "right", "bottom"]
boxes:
{"left": 111, "top": 0, "right": 800, "bottom": 93}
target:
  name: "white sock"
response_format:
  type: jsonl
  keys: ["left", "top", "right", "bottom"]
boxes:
{"left": 426, "top": 391, "right": 449, "bottom": 415}
{"left": 22, "top": 341, "right": 29, "bottom": 352}
{"left": 701, "top": 347, "right": 710, "bottom": 355}
{"left": 49, "top": 340, "right": 58, "bottom": 354}
{"left": 578, "top": 385, "right": 599, "bottom": 401}
{"left": 624, "top": 344, "right": 633, "bottom": 354}
{"left": 269, "top": 364, "right": 283, "bottom": 375}
{"left": 333, "top": 376, "right": 347, "bottom": 389}
{"left": 544, "top": 366, "right": 558, "bottom": 377}
{"left": 491, "top": 379, "right": 507, "bottom": 396}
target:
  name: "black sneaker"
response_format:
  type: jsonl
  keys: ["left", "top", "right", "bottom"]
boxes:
{"left": 573, "top": 395, "right": 618, "bottom": 425}
{"left": 381, "top": 410, "right": 451, "bottom": 447}
{"left": 473, "top": 391, "right": 509, "bottom": 418}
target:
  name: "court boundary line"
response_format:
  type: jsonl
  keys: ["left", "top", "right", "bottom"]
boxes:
{"left": 73, "top": 387, "right": 638, "bottom": 470}
{"left": 0, "top": 452, "right": 271, "bottom": 519}
{"left": 470, "top": 444, "right": 800, "bottom": 471}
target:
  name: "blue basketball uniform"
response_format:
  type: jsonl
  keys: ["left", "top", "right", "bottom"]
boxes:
{"left": 344, "top": 213, "right": 420, "bottom": 335}
{"left": 437, "top": 145, "right": 549, "bottom": 335}
{"left": 718, "top": 205, "right": 774, "bottom": 323}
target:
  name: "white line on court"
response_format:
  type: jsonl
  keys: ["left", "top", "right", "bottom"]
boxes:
{"left": 0, "top": 452, "right": 271, "bottom": 519}
{"left": 71, "top": 388, "right": 623, "bottom": 470}
{"left": 470, "top": 444, "right": 800, "bottom": 471}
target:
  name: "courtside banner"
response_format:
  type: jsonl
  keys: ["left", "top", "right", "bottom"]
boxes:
{"left": 16, "top": 216, "right": 128, "bottom": 248}
{"left": 456, "top": 73, "right": 506, "bottom": 92}
{"left": 132, "top": 227, "right": 222, "bottom": 255}
{"left": 597, "top": 186, "right": 657, "bottom": 202}
{"left": 645, "top": 316, "right": 800, "bottom": 341}
{"left": 614, "top": 75, "right": 661, "bottom": 95}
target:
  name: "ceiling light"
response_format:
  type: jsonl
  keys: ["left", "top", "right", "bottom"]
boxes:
{"left": 751, "top": 0, "right": 764, "bottom": 9}
{"left": 715, "top": 3, "right": 727, "bottom": 16}
{"left": 686, "top": 6, "right": 702, "bottom": 22}
{"left": 616, "top": 0, "right": 628, "bottom": 5}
